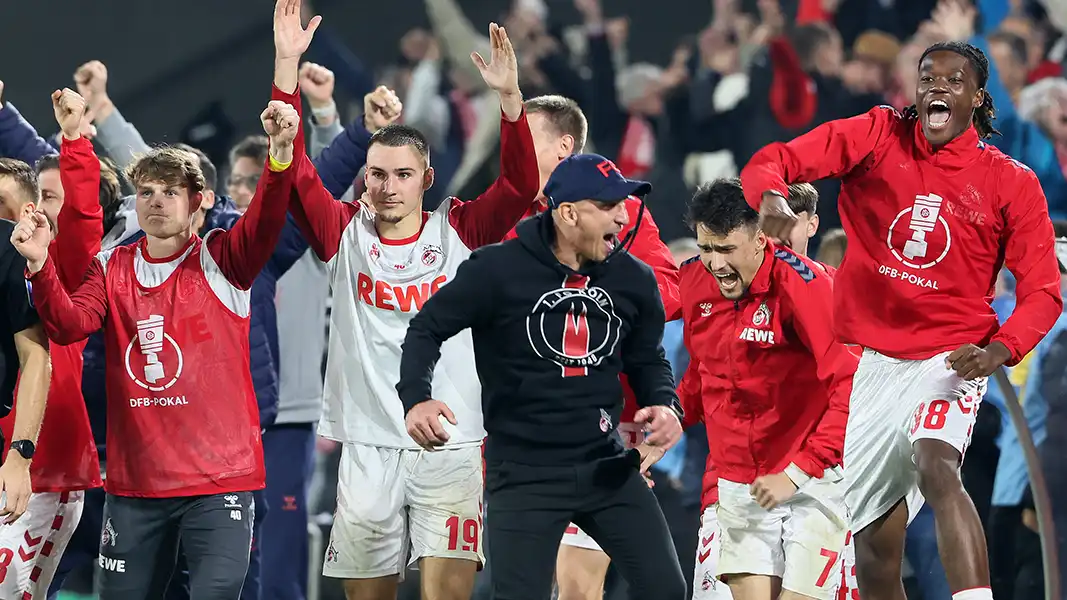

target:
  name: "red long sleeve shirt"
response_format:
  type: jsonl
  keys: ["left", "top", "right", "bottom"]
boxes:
{"left": 742, "top": 106, "right": 1062, "bottom": 364}
{"left": 5, "top": 136, "right": 104, "bottom": 492}
{"left": 677, "top": 244, "right": 858, "bottom": 511}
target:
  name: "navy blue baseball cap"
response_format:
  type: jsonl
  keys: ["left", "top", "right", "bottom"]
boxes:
{"left": 543, "top": 154, "right": 652, "bottom": 209}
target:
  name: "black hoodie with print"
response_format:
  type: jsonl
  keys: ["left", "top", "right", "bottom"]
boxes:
{"left": 397, "top": 210, "right": 680, "bottom": 465}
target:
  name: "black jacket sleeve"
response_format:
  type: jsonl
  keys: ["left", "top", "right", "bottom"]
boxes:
{"left": 621, "top": 263, "right": 680, "bottom": 412}
{"left": 2, "top": 240, "right": 38, "bottom": 335}
{"left": 397, "top": 252, "right": 495, "bottom": 414}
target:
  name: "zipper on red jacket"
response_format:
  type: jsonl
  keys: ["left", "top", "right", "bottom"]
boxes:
{"left": 732, "top": 300, "right": 759, "bottom": 481}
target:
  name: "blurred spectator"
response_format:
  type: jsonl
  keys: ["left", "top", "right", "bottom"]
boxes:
{"left": 815, "top": 227, "right": 847, "bottom": 268}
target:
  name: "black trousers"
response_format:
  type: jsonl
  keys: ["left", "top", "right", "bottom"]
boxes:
{"left": 97, "top": 491, "right": 255, "bottom": 600}
{"left": 988, "top": 504, "right": 1044, "bottom": 600}
{"left": 485, "top": 451, "right": 686, "bottom": 600}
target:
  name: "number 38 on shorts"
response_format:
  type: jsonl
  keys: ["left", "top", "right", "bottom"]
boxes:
{"left": 908, "top": 394, "right": 979, "bottom": 446}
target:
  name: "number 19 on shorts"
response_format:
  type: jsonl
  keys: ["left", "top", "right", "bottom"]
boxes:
{"left": 445, "top": 515, "right": 480, "bottom": 553}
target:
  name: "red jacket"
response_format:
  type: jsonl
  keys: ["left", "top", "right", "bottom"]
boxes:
{"left": 507, "top": 196, "right": 680, "bottom": 423}
{"left": 5, "top": 137, "right": 103, "bottom": 492}
{"left": 742, "top": 106, "right": 1062, "bottom": 365}
{"left": 676, "top": 244, "right": 858, "bottom": 511}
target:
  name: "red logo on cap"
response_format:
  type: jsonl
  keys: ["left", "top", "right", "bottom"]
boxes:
{"left": 596, "top": 159, "right": 621, "bottom": 178}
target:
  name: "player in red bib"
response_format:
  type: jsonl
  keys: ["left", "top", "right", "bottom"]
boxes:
{"left": 503, "top": 95, "right": 680, "bottom": 600}
{"left": 742, "top": 41, "right": 1062, "bottom": 600}
{"left": 10, "top": 2, "right": 316, "bottom": 596}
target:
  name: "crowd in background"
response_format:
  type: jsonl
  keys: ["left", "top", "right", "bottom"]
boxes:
{"left": 4, "top": 0, "right": 1067, "bottom": 598}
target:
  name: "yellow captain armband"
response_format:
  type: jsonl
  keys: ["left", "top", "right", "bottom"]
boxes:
{"left": 268, "top": 154, "right": 293, "bottom": 172}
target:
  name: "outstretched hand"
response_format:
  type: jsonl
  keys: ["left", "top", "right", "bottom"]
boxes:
{"left": 472, "top": 23, "right": 520, "bottom": 97}
{"left": 274, "top": 0, "right": 322, "bottom": 60}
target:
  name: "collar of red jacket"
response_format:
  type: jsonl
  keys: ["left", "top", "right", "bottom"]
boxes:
{"left": 911, "top": 121, "right": 983, "bottom": 170}
{"left": 746, "top": 241, "right": 777, "bottom": 297}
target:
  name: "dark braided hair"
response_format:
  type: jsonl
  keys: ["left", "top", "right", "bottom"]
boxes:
{"left": 901, "top": 41, "right": 1000, "bottom": 139}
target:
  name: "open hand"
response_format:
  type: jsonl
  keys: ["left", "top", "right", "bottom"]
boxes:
{"left": 472, "top": 23, "right": 519, "bottom": 96}
{"left": 10, "top": 212, "right": 50, "bottom": 273}
{"left": 633, "top": 405, "right": 682, "bottom": 448}
{"left": 363, "top": 86, "right": 403, "bottom": 133}
{"left": 946, "top": 342, "right": 1011, "bottom": 380}
{"left": 274, "top": 0, "right": 322, "bottom": 60}
{"left": 750, "top": 471, "right": 797, "bottom": 510}
{"left": 405, "top": 400, "right": 458, "bottom": 451}
{"left": 0, "top": 458, "right": 31, "bottom": 524}
{"left": 53, "top": 88, "right": 88, "bottom": 140}
{"left": 299, "top": 62, "right": 335, "bottom": 109}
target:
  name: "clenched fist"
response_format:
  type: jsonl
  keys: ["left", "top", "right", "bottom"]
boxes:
{"left": 261, "top": 100, "right": 300, "bottom": 162}
{"left": 758, "top": 191, "right": 799, "bottom": 242}
{"left": 10, "top": 212, "right": 51, "bottom": 273}
{"left": 298, "top": 62, "right": 335, "bottom": 109}
{"left": 73, "top": 60, "right": 114, "bottom": 122}
{"left": 53, "top": 88, "right": 88, "bottom": 140}
{"left": 363, "top": 86, "right": 402, "bottom": 134}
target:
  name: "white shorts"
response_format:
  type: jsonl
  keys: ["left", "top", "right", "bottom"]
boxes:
{"left": 716, "top": 475, "right": 848, "bottom": 600}
{"left": 826, "top": 530, "right": 860, "bottom": 600}
{"left": 561, "top": 423, "right": 644, "bottom": 552}
{"left": 323, "top": 444, "right": 484, "bottom": 579}
{"left": 0, "top": 491, "right": 84, "bottom": 599}
{"left": 692, "top": 505, "right": 732, "bottom": 600}
{"left": 844, "top": 350, "right": 985, "bottom": 533}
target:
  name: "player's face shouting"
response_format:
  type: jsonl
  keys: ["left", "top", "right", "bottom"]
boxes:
{"left": 567, "top": 198, "right": 629, "bottom": 263}
{"left": 916, "top": 50, "right": 983, "bottom": 146}
{"left": 364, "top": 144, "right": 433, "bottom": 225}
{"left": 696, "top": 223, "right": 766, "bottom": 300}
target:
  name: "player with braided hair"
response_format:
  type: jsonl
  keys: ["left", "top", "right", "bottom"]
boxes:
{"left": 900, "top": 41, "right": 1000, "bottom": 140}
{"left": 742, "top": 41, "right": 1062, "bottom": 600}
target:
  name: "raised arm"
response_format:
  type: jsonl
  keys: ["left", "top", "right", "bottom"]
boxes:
{"left": 206, "top": 0, "right": 320, "bottom": 289}
{"left": 446, "top": 24, "right": 540, "bottom": 248}
{"left": 740, "top": 105, "right": 897, "bottom": 210}
{"left": 51, "top": 89, "right": 104, "bottom": 291}
{"left": 0, "top": 89, "right": 58, "bottom": 167}
{"left": 782, "top": 252, "right": 858, "bottom": 486}
{"left": 397, "top": 251, "right": 495, "bottom": 415}
{"left": 74, "top": 61, "right": 151, "bottom": 171}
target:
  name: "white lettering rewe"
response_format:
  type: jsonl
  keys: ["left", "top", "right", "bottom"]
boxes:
{"left": 98, "top": 555, "right": 126, "bottom": 572}
{"left": 738, "top": 328, "right": 776, "bottom": 344}
{"left": 128, "top": 396, "right": 189, "bottom": 408}
{"left": 876, "top": 264, "right": 940, "bottom": 290}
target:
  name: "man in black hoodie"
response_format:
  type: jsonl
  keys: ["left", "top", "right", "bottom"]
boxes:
{"left": 397, "top": 153, "right": 686, "bottom": 600}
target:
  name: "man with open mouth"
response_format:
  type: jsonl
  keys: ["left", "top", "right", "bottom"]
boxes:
{"left": 742, "top": 40, "right": 1063, "bottom": 600}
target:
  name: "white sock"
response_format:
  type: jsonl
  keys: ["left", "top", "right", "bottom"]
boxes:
{"left": 952, "top": 588, "right": 993, "bottom": 600}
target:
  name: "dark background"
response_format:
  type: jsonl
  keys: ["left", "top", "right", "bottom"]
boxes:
{"left": 0, "top": 0, "right": 712, "bottom": 143}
